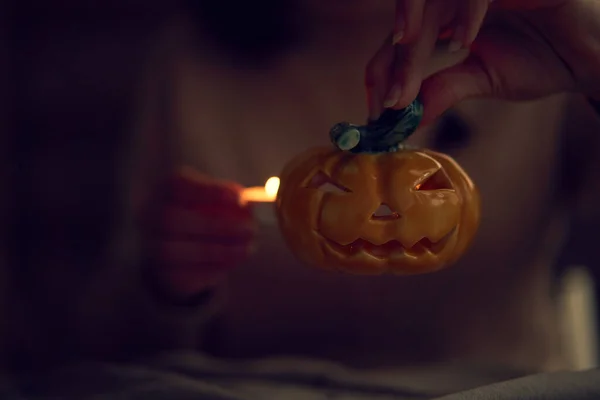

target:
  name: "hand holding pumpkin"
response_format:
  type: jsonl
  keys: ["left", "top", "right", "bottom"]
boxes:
{"left": 367, "top": 0, "right": 600, "bottom": 124}
{"left": 145, "top": 168, "right": 256, "bottom": 300}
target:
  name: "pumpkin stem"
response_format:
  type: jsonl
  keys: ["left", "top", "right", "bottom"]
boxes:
{"left": 329, "top": 98, "right": 424, "bottom": 154}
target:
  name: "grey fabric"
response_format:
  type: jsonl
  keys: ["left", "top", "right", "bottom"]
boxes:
{"left": 439, "top": 369, "right": 600, "bottom": 400}
{"left": 1, "top": 352, "right": 598, "bottom": 399}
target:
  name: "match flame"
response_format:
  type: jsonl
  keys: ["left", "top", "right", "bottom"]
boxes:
{"left": 265, "top": 177, "right": 280, "bottom": 199}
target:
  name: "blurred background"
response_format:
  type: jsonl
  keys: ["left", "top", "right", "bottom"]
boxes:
{"left": 5, "top": 0, "right": 600, "bottom": 373}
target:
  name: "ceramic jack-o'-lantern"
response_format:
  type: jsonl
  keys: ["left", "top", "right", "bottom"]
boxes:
{"left": 275, "top": 99, "right": 481, "bottom": 275}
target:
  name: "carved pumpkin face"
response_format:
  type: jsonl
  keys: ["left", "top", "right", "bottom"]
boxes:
{"left": 276, "top": 147, "right": 481, "bottom": 275}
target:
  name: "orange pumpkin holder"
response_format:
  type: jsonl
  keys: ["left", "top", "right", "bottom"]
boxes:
{"left": 275, "top": 102, "right": 481, "bottom": 275}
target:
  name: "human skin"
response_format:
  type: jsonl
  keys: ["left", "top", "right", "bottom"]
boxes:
{"left": 366, "top": 0, "right": 600, "bottom": 123}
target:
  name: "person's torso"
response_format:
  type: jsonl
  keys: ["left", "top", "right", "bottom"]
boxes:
{"left": 169, "top": 19, "right": 569, "bottom": 370}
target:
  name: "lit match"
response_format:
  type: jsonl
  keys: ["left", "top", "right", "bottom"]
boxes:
{"left": 241, "top": 177, "right": 280, "bottom": 203}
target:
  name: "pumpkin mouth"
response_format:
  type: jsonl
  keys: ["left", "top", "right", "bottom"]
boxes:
{"left": 371, "top": 203, "right": 399, "bottom": 220}
{"left": 324, "top": 228, "right": 456, "bottom": 258}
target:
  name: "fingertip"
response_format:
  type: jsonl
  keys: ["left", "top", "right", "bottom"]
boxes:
{"left": 393, "top": 95, "right": 418, "bottom": 110}
{"left": 395, "top": 0, "right": 425, "bottom": 44}
{"left": 366, "top": 88, "right": 384, "bottom": 121}
{"left": 213, "top": 180, "right": 245, "bottom": 204}
{"left": 365, "top": 35, "right": 396, "bottom": 120}
{"left": 383, "top": 84, "right": 402, "bottom": 109}
{"left": 392, "top": 22, "right": 421, "bottom": 46}
{"left": 455, "top": 0, "right": 491, "bottom": 52}
{"left": 390, "top": 81, "right": 421, "bottom": 110}
{"left": 171, "top": 174, "right": 243, "bottom": 207}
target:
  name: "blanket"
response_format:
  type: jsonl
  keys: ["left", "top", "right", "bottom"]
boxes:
{"left": 1, "top": 352, "right": 598, "bottom": 399}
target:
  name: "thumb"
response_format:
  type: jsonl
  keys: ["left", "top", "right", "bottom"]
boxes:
{"left": 419, "top": 55, "right": 494, "bottom": 125}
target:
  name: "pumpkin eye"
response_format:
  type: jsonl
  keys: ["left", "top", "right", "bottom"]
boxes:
{"left": 415, "top": 170, "right": 452, "bottom": 191}
{"left": 307, "top": 171, "right": 352, "bottom": 193}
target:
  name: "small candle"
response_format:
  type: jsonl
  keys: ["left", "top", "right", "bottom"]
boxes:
{"left": 240, "top": 177, "right": 280, "bottom": 203}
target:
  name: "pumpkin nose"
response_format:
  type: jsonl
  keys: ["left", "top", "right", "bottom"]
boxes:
{"left": 371, "top": 203, "right": 400, "bottom": 220}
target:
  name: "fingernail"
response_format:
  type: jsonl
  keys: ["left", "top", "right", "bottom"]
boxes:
{"left": 448, "top": 26, "right": 465, "bottom": 53}
{"left": 392, "top": 30, "right": 403, "bottom": 45}
{"left": 383, "top": 85, "right": 402, "bottom": 108}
